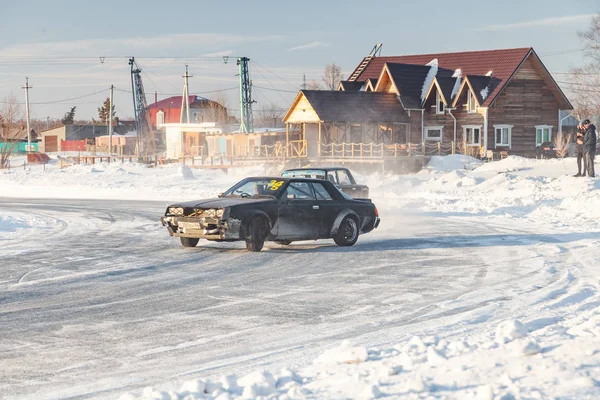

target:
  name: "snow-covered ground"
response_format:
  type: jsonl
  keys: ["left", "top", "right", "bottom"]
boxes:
{"left": 0, "top": 155, "right": 599, "bottom": 399}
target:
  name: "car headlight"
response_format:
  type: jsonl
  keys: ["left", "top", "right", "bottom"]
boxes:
{"left": 216, "top": 208, "right": 224, "bottom": 218}
{"left": 200, "top": 208, "right": 224, "bottom": 218}
{"left": 168, "top": 207, "right": 184, "bottom": 216}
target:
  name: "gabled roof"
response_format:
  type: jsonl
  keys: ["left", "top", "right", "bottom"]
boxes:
{"left": 148, "top": 95, "right": 210, "bottom": 110}
{"left": 376, "top": 63, "right": 432, "bottom": 108}
{"left": 434, "top": 77, "right": 456, "bottom": 105}
{"left": 364, "top": 78, "right": 378, "bottom": 91}
{"left": 283, "top": 90, "right": 410, "bottom": 123}
{"left": 337, "top": 80, "right": 365, "bottom": 91}
{"left": 350, "top": 47, "right": 539, "bottom": 107}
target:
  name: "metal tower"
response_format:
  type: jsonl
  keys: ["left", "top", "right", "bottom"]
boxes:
{"left": 237, "top": 57, "right": 255, "bottom": 133}
{"left": 129, "top": 57, "right": 152, "bottom": 154}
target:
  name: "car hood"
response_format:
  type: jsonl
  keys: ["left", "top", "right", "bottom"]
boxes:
{"left": 169, "top": 197, "right": 274, "bottom": 209}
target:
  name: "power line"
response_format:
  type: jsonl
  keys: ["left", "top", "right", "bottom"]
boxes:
{"left": 0, "top": 88, "right": 107, "bottom": 105}
{"left": 253, "top": 85, "right": 298, "bottom": 94}
{"left": 251, "top": 60, "right": 299, "bottom": 90}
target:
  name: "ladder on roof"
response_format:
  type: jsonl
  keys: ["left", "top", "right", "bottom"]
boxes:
{"left": 348, "top": 43, "right": 383, "bottom": 82}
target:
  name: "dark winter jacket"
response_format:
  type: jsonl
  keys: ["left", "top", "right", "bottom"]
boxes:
{"left": 584, "top": 124, "right": 597, "bottom": 151}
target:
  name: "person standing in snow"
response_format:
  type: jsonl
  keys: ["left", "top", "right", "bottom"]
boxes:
{"left": 582, "top": 119, "right": 597, "bottom": 178}
{"left": 574, "top": 124, "right": 586, "bottom": 177}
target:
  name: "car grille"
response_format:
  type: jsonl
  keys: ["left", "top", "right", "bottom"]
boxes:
{"left": 183, "top": 208, "right": 220, "bottom": 218}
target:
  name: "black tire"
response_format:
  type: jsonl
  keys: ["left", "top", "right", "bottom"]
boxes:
{"left": 333, "top": 216, "right": 359, "bottom": 246}
{"left": 245, "top": 217, "right": 268, "bottom": 252}
{"left": 274, "top": 240, "right": 292, "bottom": 246}
{"left": 180, "top": 237, "right": 199, "bottom": 248}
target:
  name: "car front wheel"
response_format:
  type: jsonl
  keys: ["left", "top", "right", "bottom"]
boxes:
{"left": 180, "top": 237, "right": 199, "bottom": 248}
{"left": 334, "top": 216, "right": 359, "bottom": 246}
{"left": 246, "top": 217, "right": 268, "bottom": 252}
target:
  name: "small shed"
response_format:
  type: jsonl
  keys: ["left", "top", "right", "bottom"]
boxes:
{"left": 162, "top": 122, "right": 222, "bottom": 159}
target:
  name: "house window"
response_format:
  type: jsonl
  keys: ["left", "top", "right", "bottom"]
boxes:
{"left": 192, "top": 111, "right": 200, "bottom": 122}
{"left": 425, "top": 126, "right": 443, "bottom": 142}
{"left": 156, "top": 110, "right": 165, "bottom": 127}
{"left": 436, "top": 91, "right": 445, "bottom": 114}
{"left": 463, "top": 125, "right": 481, "bottom": 146}
{"left": 536, "top": 125, "right": 553, "bottom": 146}
{"left": 495, "top": 125, "right": 512, "bottom": 147}
{"left": 467, "top": 90, "right": 477, "bottom": 113}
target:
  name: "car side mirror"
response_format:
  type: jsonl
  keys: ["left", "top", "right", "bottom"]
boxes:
{"left": 217, "top": 192, "right": 223, "bottom": 198}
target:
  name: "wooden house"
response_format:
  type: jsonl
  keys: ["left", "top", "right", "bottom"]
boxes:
{"left": 284, "top": 47, "right": 573, "bottom": 158}
{"left": 147, "top": 95, "right": 229, "bottom": 129}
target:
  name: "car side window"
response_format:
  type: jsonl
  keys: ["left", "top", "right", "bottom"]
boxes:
{"left": 327, "top": 172, "right": 338, "bottom": 185}
{"left": 283, "top": 182, "right": 316, "bottom": 200}
{"left": 336, "top": 170, "right": 352, "bottom": 185}
{"left": 311, "top": 183, "right": 333, "bottom": 200}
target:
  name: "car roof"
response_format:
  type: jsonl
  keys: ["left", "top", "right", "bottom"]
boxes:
{"left": 245, "top": 176, "right": 329, "bottom": 182}
{"left": 283, "top": 167, "right": 349, "bottom": 172}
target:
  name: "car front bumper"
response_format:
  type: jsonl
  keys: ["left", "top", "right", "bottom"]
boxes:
{"left": 161, "top": 216, "right": 241, "bottom": 240}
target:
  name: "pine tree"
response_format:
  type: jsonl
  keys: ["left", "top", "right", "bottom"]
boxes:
{"left": 98, "top": 97, "right": 116, "bottom": 125}
{"left": 61, "top": 106, "right": 76, "bottom": 125}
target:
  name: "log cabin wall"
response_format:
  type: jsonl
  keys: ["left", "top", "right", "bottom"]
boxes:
{"left": 488, "top": 56, "right": 561, "bottom": 156}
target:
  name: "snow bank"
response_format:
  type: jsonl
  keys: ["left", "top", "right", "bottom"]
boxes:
{"left": 0, "top": 160, "right": 263, "bottom": 202}
{"left": 121, "top": 309, "right": 600, "bottom": 399}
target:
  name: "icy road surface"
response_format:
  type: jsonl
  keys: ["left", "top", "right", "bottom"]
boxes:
{"left": 0, "top": 197, "right": 597, "bottom": 399}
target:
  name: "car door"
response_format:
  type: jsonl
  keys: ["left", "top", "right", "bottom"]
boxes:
{"left": 276, "top": 181, "right": 322, "bottom": 240}
{"left": 310, "top": 181, "right": 339, "bottom": 238}
{"left": 336, "top": 169, "right": 357, "bottom": 197}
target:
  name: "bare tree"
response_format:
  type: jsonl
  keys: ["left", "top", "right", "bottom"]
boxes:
{"left": 322, "top": 63, "right": 343, "bottom": 91}
{"left": 569, "top": 14, "right": 600, "bottom": 121}
{"left": 0, "top": 95, "right": 24, "bottom": 168}
{"left": 306, "top": 80, "right": 323, "bottom": 90}
{"left": 257, "top": 102, "right": 284, "bottom": 128}
{"left": 205, "top": 91, "right": 229, "bottom": 123}
{"left": 554, "top": 132, "right": 572, "bottom": 158}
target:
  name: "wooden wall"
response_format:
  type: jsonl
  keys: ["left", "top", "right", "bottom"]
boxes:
{"left": 285, "top": 95, "right": 320, "bottom": 124}
{"left": 489, "top": 56, "right": 560, "bottom": 155}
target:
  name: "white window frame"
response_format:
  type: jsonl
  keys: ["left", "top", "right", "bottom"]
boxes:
{"left": 463, "top": 125, "right": 482, "bottom": 146}
{"left": 535, "top": 125, "right": 553, "bottom": 146}
{"left": 436, "top": 91, "right": 445, "bottom": 114}
{"left": 494, "top": 124, "right": 512, "bottom": 148}
{"left": 425, "top": 126, "right": 443, "bottom": 142}
{"left": 467, "top": 90, "right": 477, "bottom": 113}
{"left": 156, "top": 110, "right": 165, "bottom": 127}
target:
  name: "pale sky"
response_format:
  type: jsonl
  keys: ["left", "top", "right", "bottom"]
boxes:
{"left": 0, "top": 0, "right": 597, "bottom": 122}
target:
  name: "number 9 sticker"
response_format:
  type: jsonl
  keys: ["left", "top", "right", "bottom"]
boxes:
{"left": 268, "top": 180, "right": 284, "bottom": 191}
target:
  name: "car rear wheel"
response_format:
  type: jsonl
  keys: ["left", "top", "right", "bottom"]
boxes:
{"left": 334, "top": 216, "right": 359, "bottom": 246}
{"left": 246, "top": 217, "right": 268, "bottom": 252}
{"left": 274, "top": 240, "right": 292, "bottom": 245}
{"left": 180, "top": 237, "right": 199, "bottom": 248}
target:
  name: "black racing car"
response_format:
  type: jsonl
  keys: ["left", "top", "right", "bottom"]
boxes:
{"left": 281, "top": 167, "right": 369, "bottom": 199}
{"left": 160, "top": 177, "right": 380, "bottom": 252}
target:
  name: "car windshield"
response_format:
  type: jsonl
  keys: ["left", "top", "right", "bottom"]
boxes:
{"left": 221, "top": 178, "right": 286, "bottom": 198}
{"left": 281, "top": 169, "right": 327, "bottom": 180}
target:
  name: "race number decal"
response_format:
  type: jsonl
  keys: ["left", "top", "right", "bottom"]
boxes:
{"left": 268, "top": 180, "right": 284, "bottom": 191}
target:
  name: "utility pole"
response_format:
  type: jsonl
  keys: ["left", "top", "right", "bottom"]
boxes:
{"left": 108, "top": 84, "right": 114, "bottom": 161}
{"left": 46, "top": 116, "right": 49, "bottom": 130}
{"left": 22, "top": 77, "right": 32, "bottom": 152}
{"left": 180, "top": 64, "right": 192, "bottom": 123}
{"left": 237, "top": 57, "right": 255, "bottom": 133}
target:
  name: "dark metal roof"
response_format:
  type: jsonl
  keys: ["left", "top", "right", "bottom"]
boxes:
{"left": 338, "top": 81, "right": 365, "bottom": 91}
{"left": 466, "top": 75, "right": 499, "bottom": 105}
{"left": 351, "top": 47, "right": 532, "bottom": 107}
{"left": 435, "top": 77, "right": 456, "bottom": 104}
{"left": 384, "top": 63, "right": 432, "bottom": 109}
{"left": 301, "top": 90, "right": 410, "bottom": 123}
